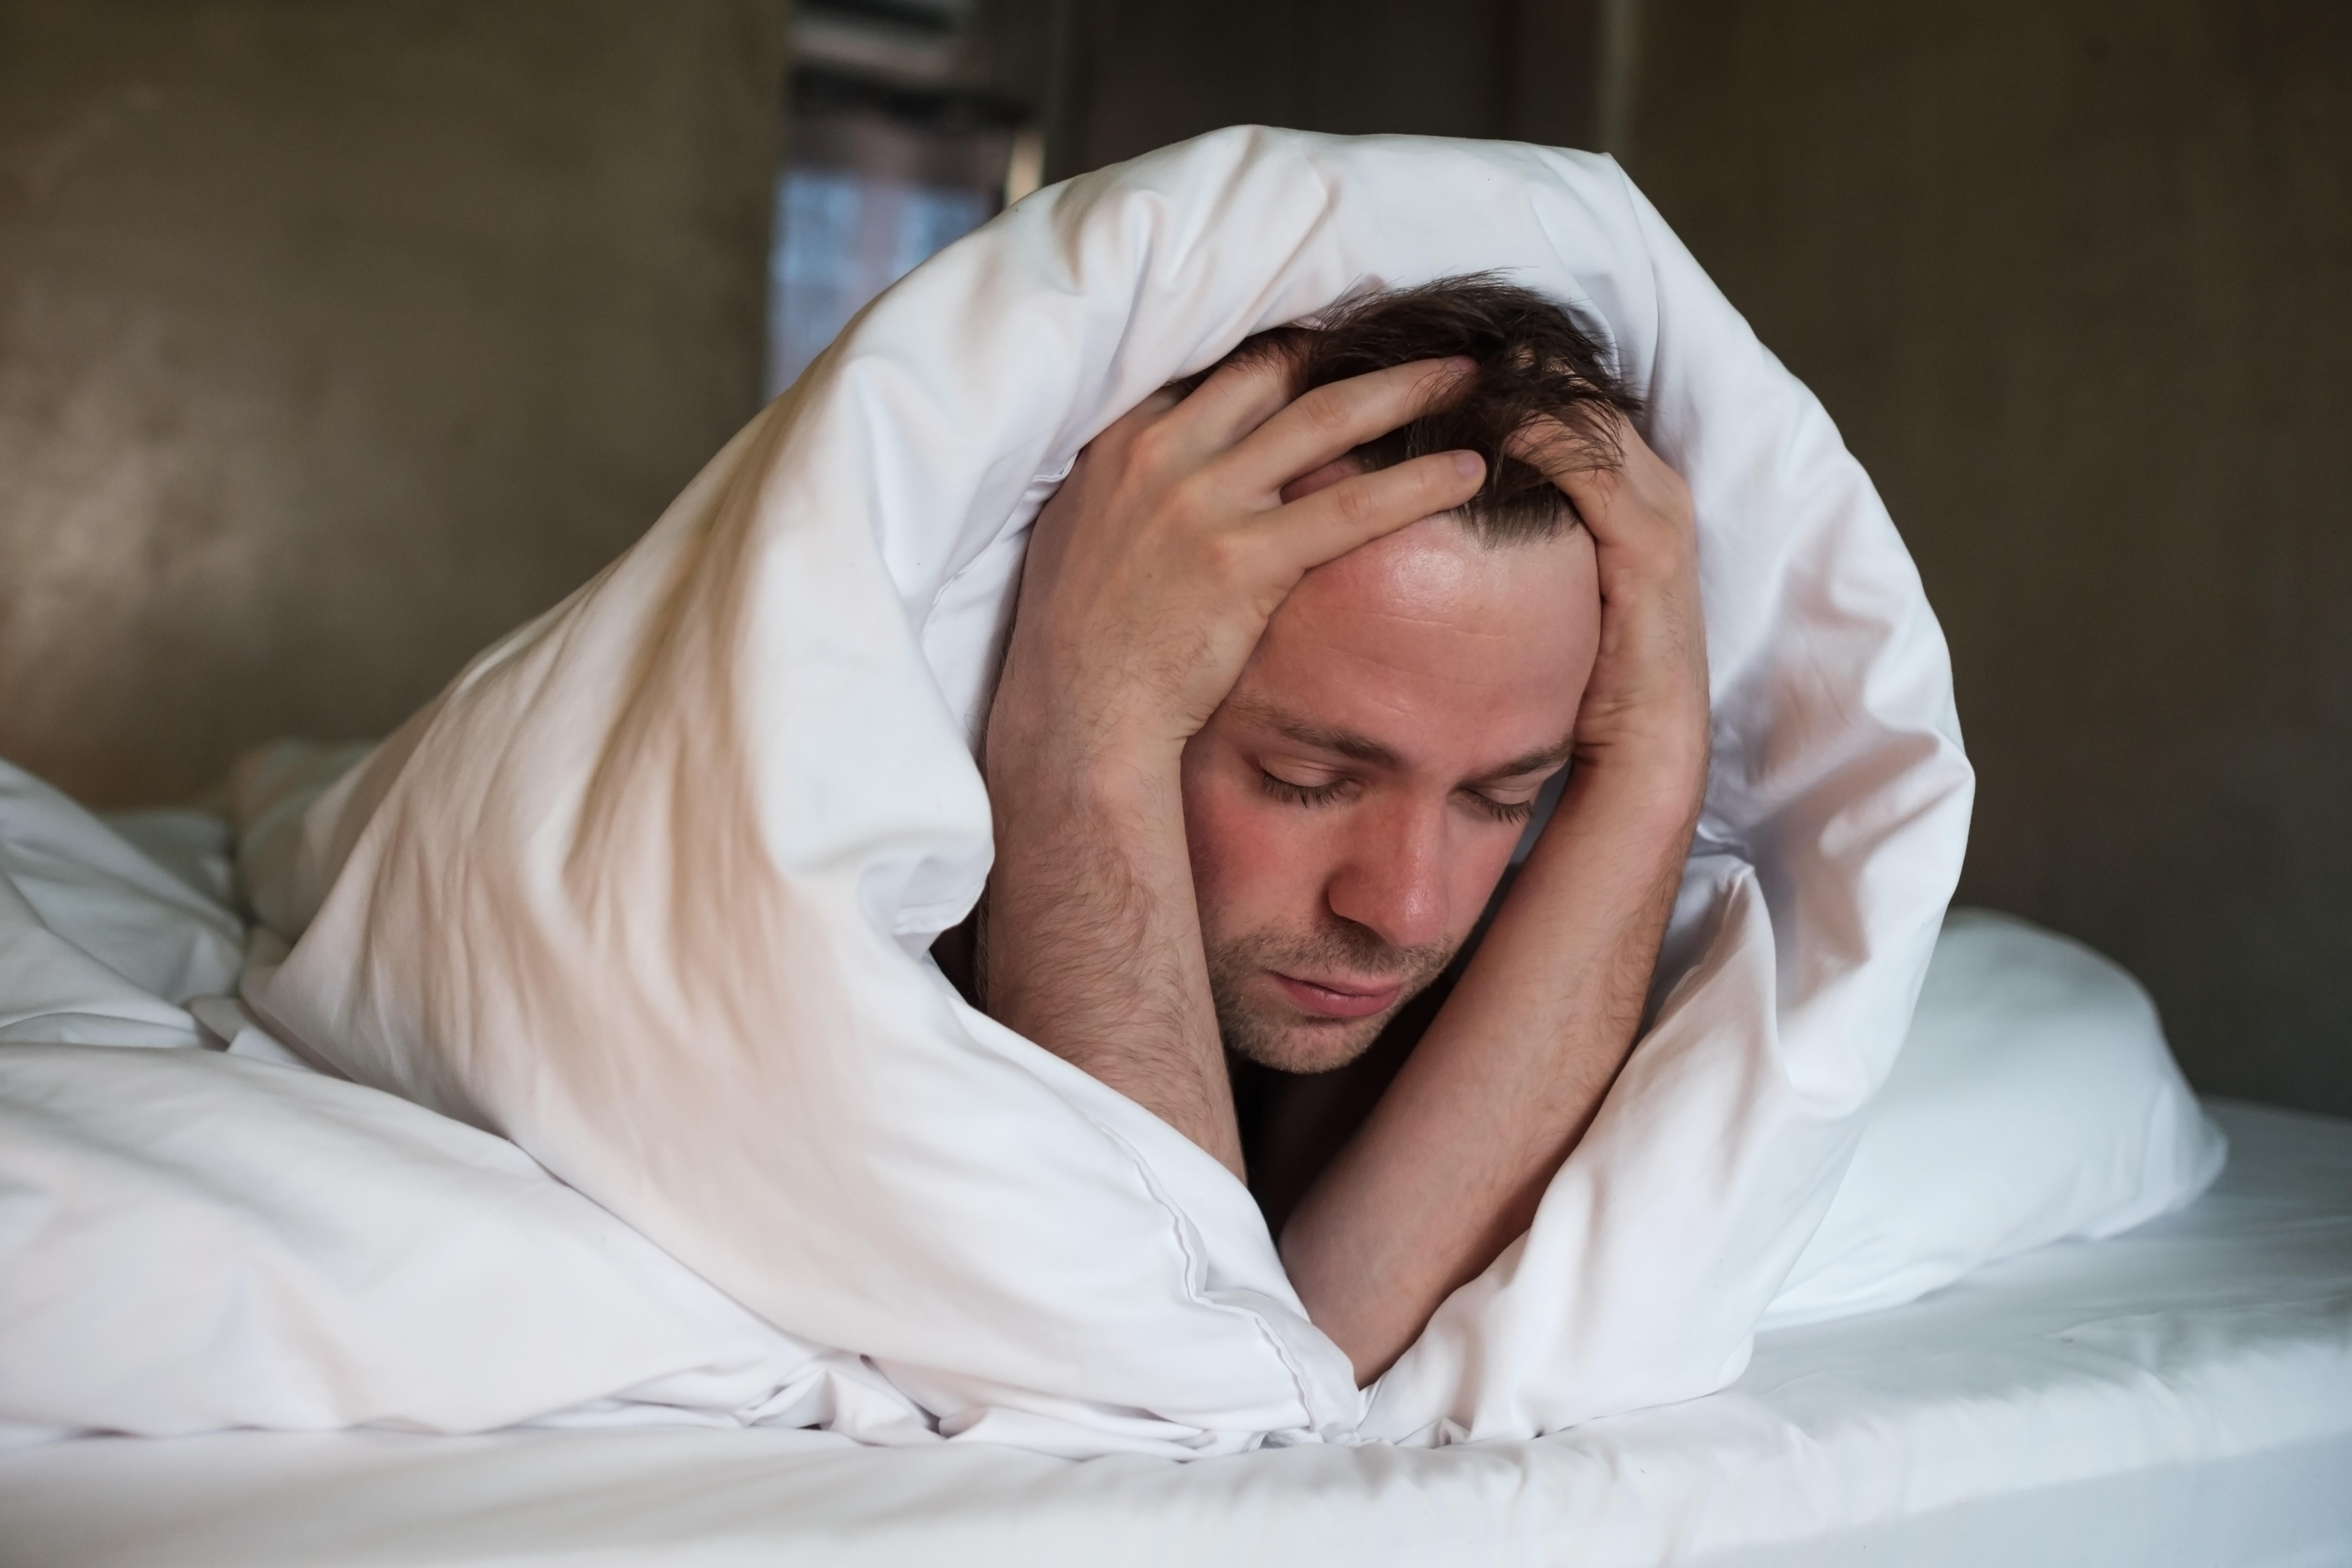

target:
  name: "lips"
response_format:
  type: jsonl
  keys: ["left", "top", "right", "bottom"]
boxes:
{"left": 1270, "top": 971, "right": 1405, "bottom": 1020}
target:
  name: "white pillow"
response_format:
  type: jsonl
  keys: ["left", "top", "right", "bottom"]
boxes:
{"left": 1763, "top": 908, "right": 2225, "bottom": 1329}
{"left": 247, "top": 128, "right": 1978, "bottom": 1453}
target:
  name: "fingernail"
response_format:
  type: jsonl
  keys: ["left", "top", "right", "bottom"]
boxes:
{"left": 1454, "top": 451, "right": 1483, "bottom": 479}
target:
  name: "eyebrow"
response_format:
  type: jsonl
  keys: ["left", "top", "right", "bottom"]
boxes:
{"left": 1227, "top": 695, "right": 1573, "bottom": 784}
{"left": 1229, "top": 695, "right": 1405, "bottom": 769}
{"left": 1470, "top": 739, "right": 1576, "bottom": 784}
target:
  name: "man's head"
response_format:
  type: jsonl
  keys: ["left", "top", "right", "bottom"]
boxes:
{"left": 1180, "top": 278, "right": 1638, "bottom": 1073}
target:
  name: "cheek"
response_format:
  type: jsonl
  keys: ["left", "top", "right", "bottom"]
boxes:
{"left": 1180, "top": 757, "right": 1330, "bottom": 938}
{"left": 1452, "top": 825, "right": 1524, "bottom": 929}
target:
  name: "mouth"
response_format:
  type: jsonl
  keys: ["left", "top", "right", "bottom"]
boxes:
{"left": 1269, "top": 971, "right": 1405, "bottom": 1020}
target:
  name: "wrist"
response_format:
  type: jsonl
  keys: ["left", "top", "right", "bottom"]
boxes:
{"left": 1558, "top": 741, "right": 1707, "bottom": 842}
{"left": 987, "top": 715, "right": 1185, "bottom": 826}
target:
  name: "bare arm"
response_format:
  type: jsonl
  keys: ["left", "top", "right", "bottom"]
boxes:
{"left": 980, "top": 738, "right": 1236, "bottom": 1164}
{"left": 1277, "top": 419, "right": 1710, "bottom": 1379}
{"left": 981, "top": 355, "right": 1486, "bottom": 1176}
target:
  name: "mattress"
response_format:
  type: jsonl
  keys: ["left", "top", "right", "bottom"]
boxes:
{"left": 3, "top": 1097, "right": 2344, "bottom": 1568}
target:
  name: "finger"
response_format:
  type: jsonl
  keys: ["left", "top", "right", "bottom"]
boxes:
{"left": 1509, "top": 412, "right": 1676, "bottom": 550}
{"left": 1505, "top": 416, "right": 1617, "bottom": 541}
{"left": 1505, "top": 407, "right": 1643, "bottom": 475}
{"left": 1264, "top": 449, "right": 1486, "bottom": 573}
{"left": 1547, "top": 456, "right": 1630, "bottom": 547}
{"left": 1278, "top": 456, "right": 1358, "bottom": 505}
{"left": 1056, "top": 391, "right": 1181, "bottom": 494}
{"left": 1221, "top": 357, "right": 1475, "bottom": 497}
{"left": 1162, "top": 341, "right": 1310, "bottom": 455}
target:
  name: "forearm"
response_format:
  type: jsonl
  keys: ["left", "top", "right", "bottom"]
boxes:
{"left": 980, "top": 746, "right": 1245, "bottom": 1175}
{"left": 1278, "top": 758, "right": 1700, "bottom": 1381}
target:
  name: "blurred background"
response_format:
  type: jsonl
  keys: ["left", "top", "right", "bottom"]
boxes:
{"left": 1, "top": 0, "right": 2345, "bottom": 1116}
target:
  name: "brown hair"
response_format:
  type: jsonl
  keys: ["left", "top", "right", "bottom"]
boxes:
{"left": 1184, "top": 274, "right": 1642, "bottom": 544}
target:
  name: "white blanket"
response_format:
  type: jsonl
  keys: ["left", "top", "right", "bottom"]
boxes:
{"left": 224, "top": 128, "right": 1980, "bottom": 1454}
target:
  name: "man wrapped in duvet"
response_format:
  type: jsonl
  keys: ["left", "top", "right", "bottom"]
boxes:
{"left": 227, "top": 126, "right": 1996, "bottom": 1454}
{"left": 950, "top": 277, "right": 1706, "bottom": 1385}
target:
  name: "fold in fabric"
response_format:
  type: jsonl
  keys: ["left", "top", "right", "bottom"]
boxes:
{"left": 247, "top": 128, "right": 1975, "bottom": 1454}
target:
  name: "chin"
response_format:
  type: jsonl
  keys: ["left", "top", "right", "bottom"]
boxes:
{"left": 1226, "top": 1014, "right": 1389, "bottom": 1075}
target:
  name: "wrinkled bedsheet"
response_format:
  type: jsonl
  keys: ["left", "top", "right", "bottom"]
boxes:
{"left": 3, "top": 1097, "right": 2342, "bottom": 1568}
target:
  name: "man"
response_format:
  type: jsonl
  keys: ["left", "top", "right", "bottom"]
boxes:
{"left": 967, "top": 279, "right": 1712, "bottom": 1383}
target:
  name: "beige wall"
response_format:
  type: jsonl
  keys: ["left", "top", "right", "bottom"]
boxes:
{"left": 1625, "top": 0, "right": 2352, "bottom": 1114}
{"left": 0, "top": 0, "right": 786, "bottom": 806}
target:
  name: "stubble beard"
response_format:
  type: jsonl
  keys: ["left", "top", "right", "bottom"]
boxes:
{"left": 1205, "top": 918, "right": 1456, "bottom": 1074}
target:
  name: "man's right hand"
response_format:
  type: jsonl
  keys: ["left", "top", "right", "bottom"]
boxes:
{"left": 980, "top": 349, "right": 1486, "bottom": 1174}
{"left": 986, "top": 352, "right": 1487, "bottom": 775}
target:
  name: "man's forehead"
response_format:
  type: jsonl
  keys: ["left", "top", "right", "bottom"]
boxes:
{"left": 1281, "top": 512, "right": 1596, "bottom": 622}
{"left": 1231, "top": 518, "right": 1599, "bottom": 771}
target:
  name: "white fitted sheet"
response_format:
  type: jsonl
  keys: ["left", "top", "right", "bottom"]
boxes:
{"left": 5, "top": 1098, "right": 2344, "bottom": 1568}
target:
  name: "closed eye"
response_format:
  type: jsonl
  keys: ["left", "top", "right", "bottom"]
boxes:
{"left": 1258, "top": 769, "right": 1351, "bottom": 809}
{"left": 1459, "top": 789, "right": 1537, "bottom": 826}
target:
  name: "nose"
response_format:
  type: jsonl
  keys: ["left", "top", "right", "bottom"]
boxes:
{"left": 1324, "top": 795, "right": 1450, "bottom": 954}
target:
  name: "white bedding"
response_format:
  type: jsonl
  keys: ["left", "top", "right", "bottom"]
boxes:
{"left": 0, "top": 760, "right": 2317, "bottom": 1560}
{"left": 4, "top": 1096, "right": 2343, "bottom": 1568}
{"left": 239, "top": 127, "right": 1978, "bottom": 1451}
{"left": 0, "top": 752, "right": 2220, "bottom": 1452}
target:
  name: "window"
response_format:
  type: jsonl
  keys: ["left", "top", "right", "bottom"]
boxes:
{"left": 766, "top": 60, "right": 1033, "bottom": 396}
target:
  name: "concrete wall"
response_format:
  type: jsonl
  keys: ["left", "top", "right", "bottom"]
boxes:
{"left": 0, "top": 0, "right": 787, "bottom": 806}
{"left": 1625, "top": 0, "right": 2352, "bottom": 1114}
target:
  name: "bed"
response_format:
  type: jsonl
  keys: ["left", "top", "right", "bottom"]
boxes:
{"left": 5, "top": 123, "right": 2348, "bottom": 1558}
{"left": 4, "top": 1095, "right": 2345, "bottom": 1567}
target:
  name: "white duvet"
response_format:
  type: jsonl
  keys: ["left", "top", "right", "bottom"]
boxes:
{"left": 0, "top": 129, "right": 2220, "bottom": 1455}
{"left": 256, "top": 128, "right": 1974, "bottom": 1453}
{"left": 0, "top": 764, "right": 2218, "bottom": 1448}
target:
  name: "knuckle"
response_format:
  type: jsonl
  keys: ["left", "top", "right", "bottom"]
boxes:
{"left": 1327, "top": 476, "right": 1381, "bottom": 527}
{"left": 1294, "top": 386, "right": 1358, "bottom": 443}
{"left": 1162, "top": 469, "right": 1224, "bottom": 528}
{"left": 1126, "top": 419, "right": 1183, "bottom": 475}
{"left": 1427, "top": 452, "right": 1481, "bottom": 497}
{"left": 1194, "top": 527, "right": 1254, "bottom": 588}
